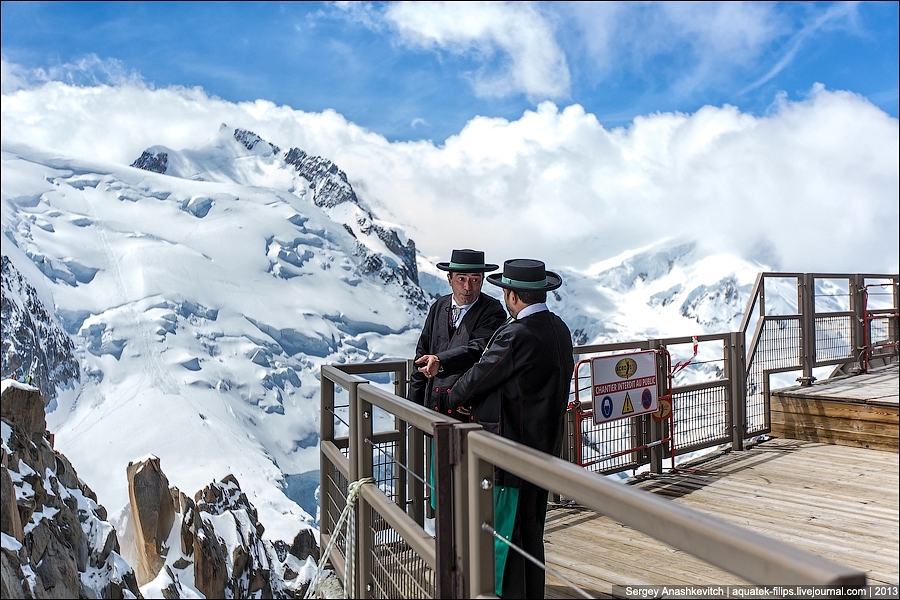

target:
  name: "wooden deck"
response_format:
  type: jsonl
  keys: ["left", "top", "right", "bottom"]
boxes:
{"left": 544, "top": 365, "right": 900, "bottom": 598}
{"left": 771, "top": 363, "right": 899, "bottom": 452}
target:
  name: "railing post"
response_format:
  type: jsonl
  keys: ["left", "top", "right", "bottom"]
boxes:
{"left": 561, "top": 404, "right": 577, "bottom": 464}
{"left": 467, "top": 447, "right": 496, "bottom": 598}
{"left": 893, "top": 277, "right": 900, "bottom": 358}
{"left": 452, "top": 423, "right": 482, "bottom": 598}
{"left": 408, "top": 428, "right": 425, "bottom": 525}
{"left": 434, "top": 421, "right": 455, "bottom": 598}
{"left": 355, "top": 385, "right": 373, "bottom": 599}
{"left": 393, "top": 365, "right": 408, "bottom": 510}
{"left": 404, "top": 359, "right": 426, "bottom": 525}
{"left": 729, "top": 331, "right": 747, "bottom": 451}
{"left": 319, "top": 371, "right": 336, "bottom": 558}
{"left": 650, "top": 339, "right": 666, "bottom": 474}
{"left": 849, "top": 274, "right": 866, "bottom": 372}
{"left": 798, "top": 273, "right": 816, "bottom": 385}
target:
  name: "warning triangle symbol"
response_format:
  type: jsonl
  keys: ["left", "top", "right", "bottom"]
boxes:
{"left": 622, "top": 392, "right": 634, "bottom": 414}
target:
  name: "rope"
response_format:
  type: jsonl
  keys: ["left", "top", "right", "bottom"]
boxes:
{"left": 481, "top": 522, "right": 594, "bottom": 600}
{"left": 303, "top": 477, "right": 375, "bottom": 599}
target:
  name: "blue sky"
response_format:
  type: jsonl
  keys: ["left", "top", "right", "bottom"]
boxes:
{"left": 2, "top": 1, "right": 897, "bottom": 143}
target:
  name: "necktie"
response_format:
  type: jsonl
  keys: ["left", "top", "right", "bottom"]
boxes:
{"left": 449, "top": 305, "right": 461, "bottom": 333}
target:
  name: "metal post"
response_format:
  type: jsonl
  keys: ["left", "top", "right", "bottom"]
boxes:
{"left": 404, "top": 359, "right": 426, "bottom": 524}
{"left": 393, "top": 365, "right": 408, "bottom": 510}
{"left": 561, "top": 404, "right": 576, "bottom": 464}
{"left": 798, "top": 274, "right": 816, "bottom": 385}
{"left": 434, "top": 421, "right": 455, "bottom": 598}
{"left": 409, "top": 428, "right": 425, "bottom": 525}
{"left": 849, "top": 274, "right": 866, "bottom": 372}
{"left": 650, "top": 340, "right": 666, "bottom": 473}
{"left": 319, "top": 371, "right": 336, "bottom": 554}
{"left": 467, "top": 450, "right": 496, "bottom": 598}
{"left": 893, "top": 277, "right": 900, "bottom": 360}
{"left": 729, "top": 331, "right": 747, "bottom": 451}
{"left": 452, "top": 423, "right": 482, "bottom": 597}
{"left": 355, "top": 388, "right": 374, "bottom": 599}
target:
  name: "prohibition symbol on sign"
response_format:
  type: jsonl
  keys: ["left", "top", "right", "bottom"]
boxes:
{"left": 652, "top": 398, "right": 672, "bottom": 421}
{"left": 591, "top": 350, "right": 659, "bottom": 425}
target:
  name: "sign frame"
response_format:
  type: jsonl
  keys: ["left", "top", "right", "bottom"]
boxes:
{"left": 591, "top": 350, "right": 660, "bottom": 425}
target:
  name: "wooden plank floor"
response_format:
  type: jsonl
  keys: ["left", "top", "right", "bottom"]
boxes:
{"left": 543, "top": 437, "right": 900, "bottom": 598}
{"left": 771, "top": 363, "right": 899, "bottom": 451}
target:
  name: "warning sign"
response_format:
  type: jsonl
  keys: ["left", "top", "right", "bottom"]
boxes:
{"left": 592, "top": 351, "right": 659, "bottom": 424}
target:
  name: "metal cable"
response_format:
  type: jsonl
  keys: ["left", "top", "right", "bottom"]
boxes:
{"left": 363, "top": 436, "right": 433, "bottom": 491}
{"left": 481, "top": 522, "right": 594, "bottom": 599}
{"left": 304, "top": 477, "right": 375, "bottom": 599}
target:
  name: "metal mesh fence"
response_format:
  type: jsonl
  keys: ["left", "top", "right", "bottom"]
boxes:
{"left": 366, "top": 503, "right": 434, "bottom": 599}
{"left": 578, "top": 410, "right": 641, "bottom": 473}
{"left": 672, "top": 383, "right": 730, "bottom": 451}
{"left": 814, "top": 314, "right": 853, "bottom": 363}
{"left": 745, "top": 318, "right": 800, "bottom": 434}
{"left": 870, "top": 315, "right": 894, "bottom": 346}
{"left": 371, "top": 438, "right": 400, "bottom": 503}
{"left": 323, "top": 461, "right": 349, "bottom": 568}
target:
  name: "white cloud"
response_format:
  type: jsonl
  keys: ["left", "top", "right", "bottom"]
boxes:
{"left": 2, "top": 74, "right": 897, "bottom": 276}
{"left": 383, "top": 1, "right": 570, "bottom": 100}
{"left": 1, "top": 54, "right": 145, "bottom": 93}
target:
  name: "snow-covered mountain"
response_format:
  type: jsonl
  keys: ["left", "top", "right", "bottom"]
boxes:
{"left": 0, "top": 125, "right": 766, "bottom": 555}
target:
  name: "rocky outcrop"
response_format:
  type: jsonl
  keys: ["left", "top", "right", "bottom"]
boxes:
{"left": 126, "top": 458, "right": 176, "bottom": 585}
{"left": 131, "top": 151, "right": 168, "bottom": 174}
{"left": 282, "top": 146, "right": 421, "bottom": 288}
{"left": 2, "top": 382, "right": 320, "bottom": 599}
{"left": 234, "top": 128, "right": 280, "bottom": 155}
{"left": 0, "top": 381, "right": 142, "bottom": 599}
{"left": 1, "top": 256, "right": 80, "bottom": 403}
{"left": 126, "top": 458, "right": 315, "bottom": 599}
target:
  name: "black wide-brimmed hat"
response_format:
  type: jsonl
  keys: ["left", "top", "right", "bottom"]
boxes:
{"left": 487, "top": 259, "right": 562, "bottom": 292}
{"left": 436, "top": 249, "right": 499, "bottom": 273}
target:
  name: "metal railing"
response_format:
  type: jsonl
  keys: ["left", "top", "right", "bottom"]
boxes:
{"left": 317, "top": 271, "right": 897, "bottom": 598}
{"left": 319, "top": 362, "right": 867, "bottom": 599}
{"left": 739, "top": 273, "right": 899, "bottom": 437}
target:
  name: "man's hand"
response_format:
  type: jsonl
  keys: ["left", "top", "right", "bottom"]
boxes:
{"left": 415, "top": 355, "right": 442, "bottom": 378}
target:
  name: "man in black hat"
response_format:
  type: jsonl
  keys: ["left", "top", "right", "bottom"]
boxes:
{"left": 449, "top": 258, "right": 575, "bottom": 599}
{"left": 408, "top": 249, "right": 507, "bottom": 420}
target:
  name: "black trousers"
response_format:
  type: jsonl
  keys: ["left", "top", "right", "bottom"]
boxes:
{"left": 501, "top": 482, "right": 549, "bottom": 599}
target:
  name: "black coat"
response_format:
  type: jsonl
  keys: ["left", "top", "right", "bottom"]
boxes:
{"left": 408, "top": 293, "right": 507, "bottom": 419}
{"left": 449, "top": 309, "right": 575, "bottom": 486}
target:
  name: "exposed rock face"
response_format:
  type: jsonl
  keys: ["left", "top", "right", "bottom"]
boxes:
{"left": 131, "top": 151, "right": 168, "bottom": 174}
{"left": 0, "top": 381, "right": 142, "bottom": 599}
{"left": 128, "top": 464, "right": 314, "bottom": 599}
{"left": 234, "top": 128, "right": 280, "bottom": 155}
{"left": 282, "top": 146, "right": 421, "bottom": 288}
{"left": 1, "top": 256, "right": 80, "bottom": 402}
{"left": 126, "top": 458, "right": 176, "bottom": 585}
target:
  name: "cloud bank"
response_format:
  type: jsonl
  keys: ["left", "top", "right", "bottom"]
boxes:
{"left": 2, "top": 68, "right": 897, "bottom": 275}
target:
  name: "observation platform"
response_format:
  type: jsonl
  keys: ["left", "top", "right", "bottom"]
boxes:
{"left": 544, "top": 364, "right": 899, "bottom": 598}
{"left": 771, "top": 363, "right": 899, "bottom": 452}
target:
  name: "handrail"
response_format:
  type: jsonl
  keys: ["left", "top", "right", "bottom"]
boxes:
{"left": 319, "top": 272, "right": 896, "bottom": 598}
{"left": 465, "top": 429, "right": 866, "bottom": 596}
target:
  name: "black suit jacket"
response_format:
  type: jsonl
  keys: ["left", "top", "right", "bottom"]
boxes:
{"left": 408, "top": 293, "right": 507, "bottom": 419}
{"left": 449, "top": 309, "right": 575, "bottom": 486}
